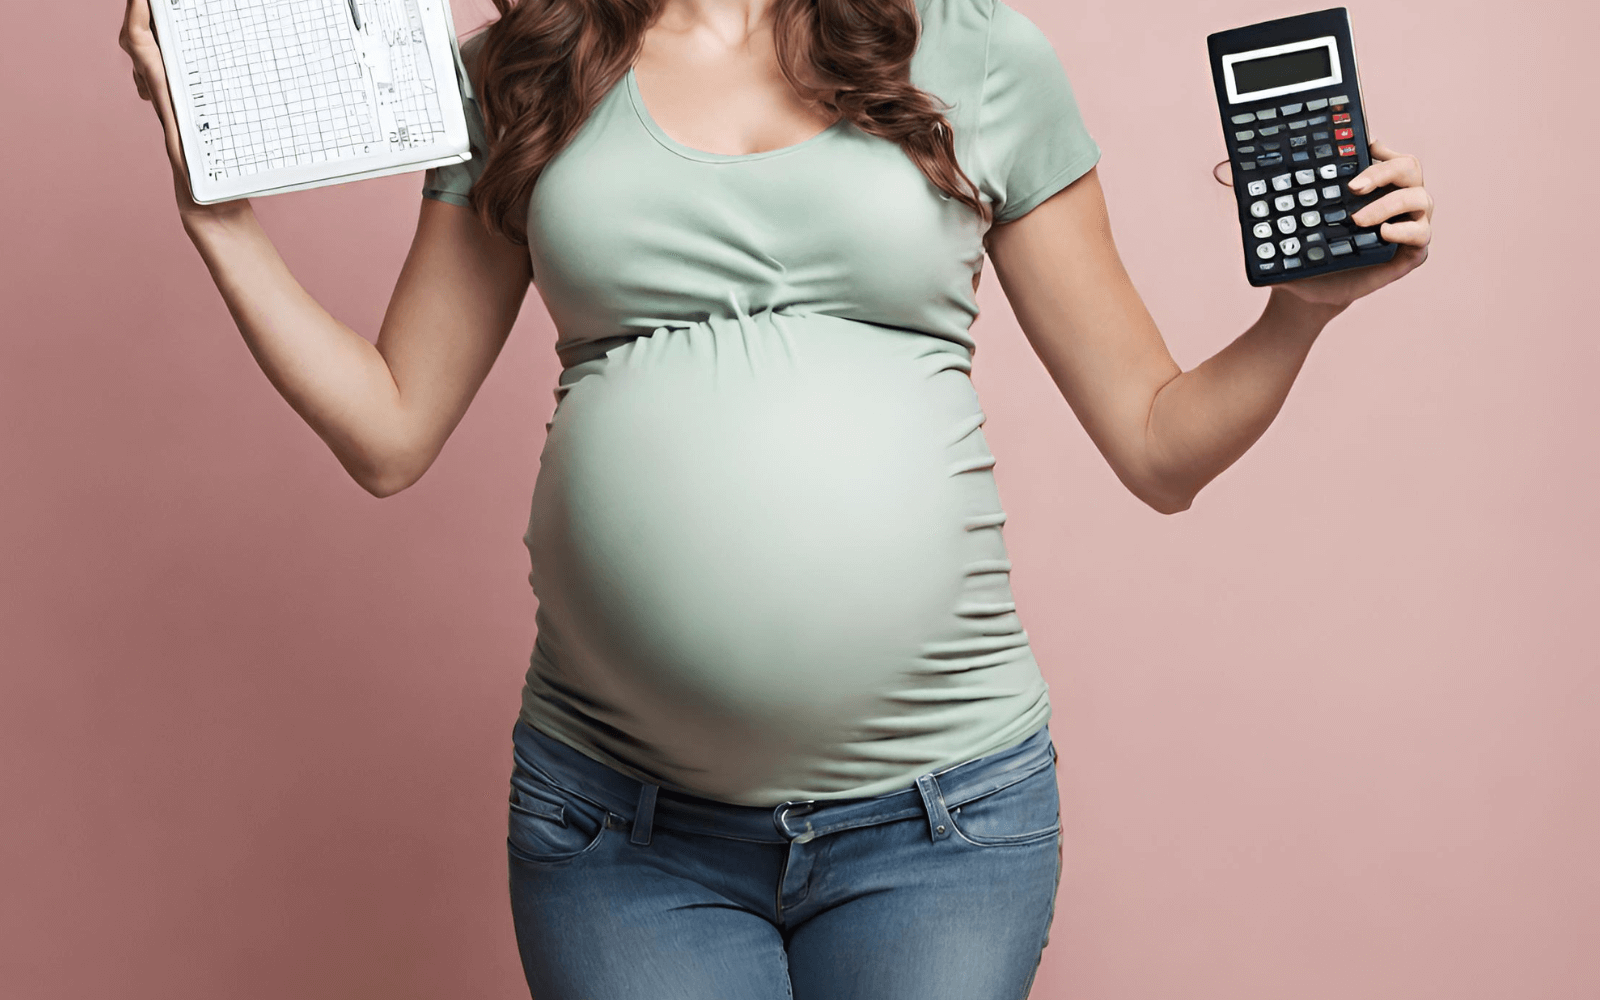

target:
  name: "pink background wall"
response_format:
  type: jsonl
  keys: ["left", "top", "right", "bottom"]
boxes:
{"left": 3, "top": 0, "right": 1595, "bottom": 997}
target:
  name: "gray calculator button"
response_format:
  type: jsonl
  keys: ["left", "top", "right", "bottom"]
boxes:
{"left": 1306, "top": 98, "right": 1329, "bottom": 111}
{"left": 1294, "top": 169, "right": 1316, "bottom": 185}
{"left": 1255, "top": 108, "right": 1277, "bottom": 119}
{"left": 1319, "top": 164, "right": 1339, "bottom": 179}
{"left": 1234, "top": 130, "right": 1255, "bottom": 141}
{"left": 1323, "top": 208, "right": 1348, "bottom": 224}
{"left": 1280, "top": 103, "right": 1304, "bottom": 115}
{"left": 1329, "top": 239, "right": 1354, "bottom": 256}
{"left": 1298, "top": 189, "right": 1319, "bottom": 207}
{"left": 1314, "top": 144, "right": 1334, "bottom": 158}
{"left": 1306, "top": 115, "right": 1328, "bottom": 126}
{"left": 1231, "top": 113, "right": 1257, "bottom": 124}
{"left": 1256, "top": 242, "right": 1277, "bottom": 259}
{"left": 1353, "top": 231, "right": 1381, "bottom": 248}
{"left": 1282, "top": 256, "right": 1302, "bottom": 269}
{"left": 1270, "top": 172, "right": 1294, "bottom": 191}
{"left": 1306, "top": 245, "right": 1327, "bottom": 262}
{"left": 1257, "top": 261, "right": 1278, "bottom": 273}
{"left": 1241, "top": 161, "right": 1258, "bottom": 170}
{"left": 1277, "top": 216, "right": 1298, "bottom": 235}
{"left": 1255, "top": 154, "right": 1282, "bottom": 167}
{"left": 1260, "top": 140, "right": 1282, "bottom": 151}
{"left": 1321, "top": 184, "right": 1340, "bottom": 199}
{"left": 1257, "top": 124, "right": 1281, "bottom": 135}
{"left": 1288, "top": 119, "right": 1308, "bottom": 130}
{"left": 1237, "top": 145, "right": 1256, "bottom": 154}
{"left": 1279, "top": 236, "right": 1301, "bottom": 255}
{"left": 1253, "top": 221, "right": 1273, "bottom": 239}
{"left": 1250, "top": 199, "right": 1270, "bottom": 218}
{"left": 1247, "top": 179, "right": 1268, "bottom": 196}
{"left": 1274, "top": 194, "right": 1296, "bottom": 212}
{"left": 1329, "top": 94, "right": 1350, "bottom": 105}
{"left": 1291, "top": 152, "right": 1311, "bottom": 163}
{"left": 1312, "top": 130, "right": 1330, "bottom": 141}
{"left": 1338, "top": 162, "right": 1358, "bottom": 175}
{"left": 1289, "top": 135, "right": 1308, "bottom": 148}
{"left": 1301, "top": 210, "right": 1322, "bottom": 227}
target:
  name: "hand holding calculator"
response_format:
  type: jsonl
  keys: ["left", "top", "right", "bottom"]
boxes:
{"left": 1208, "top": 7, "right": 1400, "bottom": 286}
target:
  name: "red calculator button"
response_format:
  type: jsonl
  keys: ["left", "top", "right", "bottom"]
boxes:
{"left": 1337, "top": 143, "right": 1357, "bottom": 157}
{"left": 1332, "top": 112, "right": 1351, "bottom": 124}
{"left": 1334, "top": 127, "right": 1354, "bottom": 140}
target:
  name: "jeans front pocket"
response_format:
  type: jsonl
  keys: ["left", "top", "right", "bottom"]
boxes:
{"left": 507, "top": 754, "right": 610, "bottom": 866}
{"left": 946, "top": 751, "right": 1061, "bottom": 848}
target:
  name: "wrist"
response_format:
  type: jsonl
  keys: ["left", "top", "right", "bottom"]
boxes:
{"left": 181, "top": 199, "right": 256, "bottom": 242}
{"left": 1265, "top": 284, "right": 1345, "bottom": 339}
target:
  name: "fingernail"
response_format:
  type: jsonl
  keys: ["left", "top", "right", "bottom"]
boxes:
{"left": 1349, "top": 178, "right": 1368, "bottom": 191}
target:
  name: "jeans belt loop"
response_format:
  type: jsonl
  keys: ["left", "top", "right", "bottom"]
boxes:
{"left": 630, "top": 782, "right": 659, "bottom": 846}
{"left": 773, "top": 798, "right": 819, "bottom": 843}
{"left": 915, "top": 773, "right": 953, "bottom": 842}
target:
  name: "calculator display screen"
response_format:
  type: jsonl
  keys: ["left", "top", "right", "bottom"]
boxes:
{"left": 1223, "top": 36, "right": 1342, "bottom": 103}
{"left": 1233, "top": 48, "right": 1332, "bottom": 94}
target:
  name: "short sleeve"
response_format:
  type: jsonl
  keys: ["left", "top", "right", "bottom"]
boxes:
{"left": 421, "top": 29, "right": 491, "bottom": 207}
{"left": 976, "top": 1, "right": 1101, "bottom": 225}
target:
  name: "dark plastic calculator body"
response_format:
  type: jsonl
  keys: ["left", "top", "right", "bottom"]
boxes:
{"left": 1207, "top": 7, "right": 1399, "bottom": 286}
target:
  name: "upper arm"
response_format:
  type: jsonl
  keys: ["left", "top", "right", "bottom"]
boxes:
{"left": 974, "top": 2, "right": 1182, "bottom": 510}
{"left": 377, "top": 26, "right": 532, "bottom": 494}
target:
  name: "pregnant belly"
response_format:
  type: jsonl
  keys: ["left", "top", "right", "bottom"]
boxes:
{"left": 523, "top": 309, "right": 1035, "bottom": 799}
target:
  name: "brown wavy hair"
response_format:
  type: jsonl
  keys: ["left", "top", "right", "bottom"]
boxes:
{"left": 463, "top": 0, "right": 990, "bottom": 245}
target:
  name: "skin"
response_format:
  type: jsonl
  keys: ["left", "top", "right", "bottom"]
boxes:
{"left": 119, "top": 0, "right": 1432, "bottom": 510}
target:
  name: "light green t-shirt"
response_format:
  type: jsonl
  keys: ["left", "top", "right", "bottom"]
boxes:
{"left": 424, "top": 0, "right": 1100, "bottom": 806}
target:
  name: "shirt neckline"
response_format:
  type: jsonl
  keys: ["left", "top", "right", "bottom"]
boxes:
{"left": 625, "top": 66, "right": 849, "bottom": 163}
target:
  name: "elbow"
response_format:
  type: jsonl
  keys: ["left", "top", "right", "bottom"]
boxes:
{"left": 355, "top": 445, "right": 429, "bottom": 499}
{"left": 1137, "top": 476, "right": 1195, "bottom": 515}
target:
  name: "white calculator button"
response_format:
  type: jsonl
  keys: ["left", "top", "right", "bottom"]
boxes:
{"left": 1246, "top": 179, "right": 1268, "bottom": 196}
{"left": 1301, "top": 210, "right": 1322, "bottom": 228}
{"left": 1321, "top": 185, "right": 1341, "bottom": 200}
{"left": 1231, "top": 113, "right": 1256, "bottom": 124}
{"left": 1234, "top": 130, "right": 1255, "bottom": 141}
{"left": 1270, "top": 172, "right": 1294, "bottom": 191}
{"left": 1253, "top": 221, "right": 1273, "bottom": 239}
{"left": 1279, "top": 236, "right": 1301, "bottom": 256}
{"left": 1256, "top": 242, "right": 1276, "bottom": 259}
{"left": 1306, "top": 98, "right": 1329, "bottom": 111}
{"left": 1280, "top": 103, "right": 1304, "bottom": 116}
{"left": 1294, "top": 169, "right": 1316, "bottom": 186}
{"left": 1250, "top": 199, "right": 1270, "bottom": 218}
{"left": 1297, "top": 189, "right": 1318, "bottom": 207}
{"left": 1274, "top": 194, "right": 1296, "bottom": 212}
{"left": 1319, "top": 163, "right": 1339, "bottom": 180}
{"left": 1277, "top": 216, "right": 1298, "bottom": 235}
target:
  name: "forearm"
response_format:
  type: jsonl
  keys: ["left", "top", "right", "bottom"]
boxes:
{"left": 1144, "top": 287, "right": 1346, "bottom": 510}
{"left": 184, "top": 208, "right": 409, "bottom": 495}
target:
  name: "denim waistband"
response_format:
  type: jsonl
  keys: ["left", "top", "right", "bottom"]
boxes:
{"left": 510, "top": 719, "right": 1056, "bottom": 846}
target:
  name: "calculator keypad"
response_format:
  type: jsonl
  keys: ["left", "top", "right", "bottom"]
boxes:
{"left": 1227, "top": 92, "right": 1386, "bottom": 277}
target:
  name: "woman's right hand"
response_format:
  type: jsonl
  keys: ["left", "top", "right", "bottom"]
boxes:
{"left": 119, "top": 0, "right": 252, "bottom": 228}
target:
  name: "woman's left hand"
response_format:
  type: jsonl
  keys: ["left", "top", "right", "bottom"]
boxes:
{"left": 1273, "top": 138, "right": 1433, "bottom": 310}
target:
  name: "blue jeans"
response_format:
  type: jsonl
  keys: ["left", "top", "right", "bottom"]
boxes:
{"left": 506, "top": 718, "right": 1064, "bottom": 999}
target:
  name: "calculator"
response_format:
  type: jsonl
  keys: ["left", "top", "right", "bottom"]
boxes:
{"left": 1207, "top": 7, "right": 1399, "bottom": 286}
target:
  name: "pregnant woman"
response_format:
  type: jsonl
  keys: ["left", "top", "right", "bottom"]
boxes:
{"left": 120, "top": 0, "right": 1433, "bottom": 996}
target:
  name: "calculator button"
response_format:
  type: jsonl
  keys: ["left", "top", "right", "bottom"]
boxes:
{"left": 1256, "top": 242, "right": 1277, "bottom": 259}
{"left": 1256, "top": 153, "right": 1283, "bottom": 167}
{"left": 1353, "top": 232, "right": 1383, "bottom": 249}
{"left": 1250, "top": 200, "right": 1270, "bottom": 218}
{"left": 1332, "top": 112, "right": 1352, "bottom": 124}
{"left": 1338, "top": 162, "right": 1358, "bottom": 176}
{"left": 1253, "top": 221, "right": 1273, "bottom": 239}
{"left": 1279, "top": 103, "right": 1304, "bottom": 115}
{"left": 1289, "top": 135, "right": 1308, "bottom": 149}
{"left": 1319, "top": 164, "right": 1338, "bottom": 180}
{"left": 1303, "top": 232, "right": 1325, "bottom": 245}
{"left": 1236, "top": 145, "right": 1256, "bottom": 154}
{"left": 1270, "top": 173, "right": 1294, "bottom": 191}
{"left": 1231, "top": 113, "right": 1257, "bottom": 124}
{"left": 1338, "top": 143, "right": 1357, "bottom": 156}
{"left": 1291, "top": 152, "right": 1310, "bottom": 163}
{"left": 1260, "top": 140, "right": 1282, "bottom": 151}
{"left": 1314, "top": 144, "right": 1333, "bottom": 158}
{"left": 1247, "top": 179, "right": 1268, "bottom": 196}
{"left": 1334, "top": 127, "right": 1354, "bottom": 141}
{"left": 1323, "top": 224, "right": 1352, "bottom": 242}
{"left": 1329, "top": 239, "right": 1354, "bottom": 256}
{"left": 1306, "top": 115, "right": 1328, "bottom": 127}
{"left": 1274, "top": 194, "right": 1296, "bottom": 212}
{"left": 1279, "top": 236, "right": 1301, "bottom": 255}
{"left": 1305, "top": 98, "right": 1328, "bottom": 111}
{"left": 1257, "top": 124, "right": 1281, "bottom": 135}
{"left": 1312, "top": 130, "right": 1330, "bottom": 141}
{"left": 1322, "top": 208, "right": 1348, "bottom": 224}
{"left": 1301, "top": 210, "right": 1322, "bottom": 227}
{"left": 1256, "top": 261, "right": 1278, "bottom": 274}
{"left": 1234, "top": 130, "right": 1255, "bottom": 141}
{"left": 1282, "top": 256, "right": 1302, "bottom": 270}
{"left": 1293, "top": 169, "right": 1315, "bottom": 185}
{"left": 1306, "top": 245, "right": 1327, "bottom": 262}
{"left": 1240, "top": 161, "right": 1257, "bottom": 170}
{"left": 1329, "top": 95, "right": 1350, "bottom": 106}
{"left": 1277, "top": 216, "right": 1298, "bottom": 235}
{"left": 1297, "top": 189, "right": 1319, "bottom": 208}
{"left": 1288, "top": 119, "right": 1308, "bottom": 130}
{"left": 1321, "top": 184, "right": 1341, "bottom": 200}
{"left": 1255, "top": 108, "right": 1278, "bottom": 119}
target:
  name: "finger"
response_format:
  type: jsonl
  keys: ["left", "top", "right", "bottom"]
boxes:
{"left": 1349, "top": 142, "right": 1423, "bottom": 193}
{"left": 1349, "top": 185, "right": 1434, "bottom": 227}
{"left": 1374, "top": 217, "right": 1431, "bottom": 248}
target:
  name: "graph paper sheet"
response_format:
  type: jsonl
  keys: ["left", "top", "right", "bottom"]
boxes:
{"left": 150, "top": 0, "right": 474, "bottom": 204}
